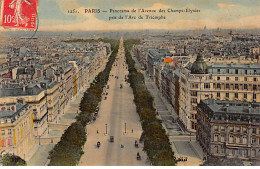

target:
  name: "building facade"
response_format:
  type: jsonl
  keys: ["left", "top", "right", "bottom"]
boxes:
{"left": 197, "top": 99, "right": 260, "bottom": 160}
{"left": 0, "top": 101, "right": 34, "bottom": 158}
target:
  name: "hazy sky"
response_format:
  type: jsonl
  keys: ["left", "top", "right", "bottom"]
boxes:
{"left": 1, "top": 0, "right": 260, "bottom": 31}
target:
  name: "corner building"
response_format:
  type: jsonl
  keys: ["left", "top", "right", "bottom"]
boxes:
{"left": 179, "top": 54, "right": 260, "bottom": 132}
{"left": 197, "top": 99, "right": 260, "bottom": 159}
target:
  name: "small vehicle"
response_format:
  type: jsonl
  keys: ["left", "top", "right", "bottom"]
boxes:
{"left": 137, "top": 152, "right": 141, "bottom": 160}
{"left": 97, "top": 141, "right": 100, "bottom": 148}
{"left": 120, "top": 84, "right": 123, "bottom": 89}
{"left": 110, "top": 136, "right": 114, "bottom": 142}
{"left": 134, "top": 140, "right": 139, "bottom": 148}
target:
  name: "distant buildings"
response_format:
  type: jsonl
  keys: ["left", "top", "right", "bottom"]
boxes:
{"left": 134, "top": 33, "right": 260, "bottom": 133}
{"left": 197, "top": 99, "right": 260, "bottom": 159}
{"left": 0, "top": 37, "right": 111, "bottom": 158}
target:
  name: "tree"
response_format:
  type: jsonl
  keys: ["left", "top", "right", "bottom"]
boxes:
{"left": 61, "top": 122, "right": 86, "bottom": 147}
{"left": 2, "top": 154, "right": 26, "bottom": 166}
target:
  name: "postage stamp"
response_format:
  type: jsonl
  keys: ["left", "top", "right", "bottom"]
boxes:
{"left": 1, "top": 0, "right": 38, "bottom": 30}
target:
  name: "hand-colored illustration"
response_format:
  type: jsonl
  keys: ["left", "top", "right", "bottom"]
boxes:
{"left": 0, "top": 0, "right": 259, "bottom": 166}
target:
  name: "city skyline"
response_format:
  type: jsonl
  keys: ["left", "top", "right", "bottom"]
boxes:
{"left": 1, "top": 0, "right": 260, "bottom": 32}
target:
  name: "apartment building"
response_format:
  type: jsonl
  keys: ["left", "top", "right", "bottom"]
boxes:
{"left": 197, "top": 99, "right": 260, "bottom": 160}
{"left": 0, "top": 100, "right": 34, "bottom": 158}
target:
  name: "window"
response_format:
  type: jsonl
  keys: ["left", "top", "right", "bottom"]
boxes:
{"left": 191, "top": 98, "right": 197, "bottom": 103}
{"left": 221, "top": 135, "right": 225, "bottom": 142}
{"left": 191, "top": 91, "right": 197, "bottom": 96}
{"left": 1, "top": 140, "right": 5, "bottom": 147}
{"left": 253, "top": 128, "right": 257, "bottom": 134}
{"left": 217, "top": 92, "right": 220, "bottom": 98}
{"left": 253, "top": 85, "right": 257, "bottom": 91}
{"left": 235, "top": 77, "right": 238, "bottom": 81}
{"left": 192, "top": 83, "right": 199, "bottom": 89}
{"left": 235, "top": 93, "right": 238, "bottom": 98}
{"left": 235, "top": 84, "right": 238, "bottom": 89}
{"left": 7, "top": 139, "right": 11, "bottom": 146}
{"left": 1, "top": 130, "right": 5, "bottom": 136}
{"left": 8, "top": 129, "right": 11, "bottom": 135}
{"left": 252, "top": 138, "right": 257, "bottom": 144}
{"left": 252, "top": 149, "right": 256, "bottom": 157}
{"left": 244, "top": 77, "right": 247, "bottom": 81}
{"left": 226, "top": 77, "right": 229, "bottom": 81}
{"left": 245, "top": 70, "right": 247, "bottom": 74}
{"left": 217, "top": 69, "right": 220, "bottom": 73}
{"left": 240, "top": 137, "right": 243, "bottom": 144}
{"left": 243, "top": 137, "right": 247, "bottom": 144}
{"left": 244, "top": 84, "right": 248, "bottom": 90}
{"left": 253, "top": 94, "right": 256, "bottom": 100}
{"left": 204, "top": 83, "right": 210, "bottom": 89}
{"left": 226, "top": 69, "right": 229, "bottom": 74}
{"left": 235, "top": 69, "right": 238, "bottom": 74}
{"left": 217, "top": 83, "right": 221, "bottom": 89}
{"left": 217, "top": 77, "right": 220, "bottom": 80}
{"left": 229, "top": 135, "right": 234, "bottom": 143}
{"left": 230, "top": 126, "right": 234, "bottom": 132}
{"left": 226, "top": 84, "right": 230, "bottom": 89}
{"left": 244, "top": 93, "right": 247, "bottom": 99}
{"left": 236, "top": 127, "right": 240, "bottom": 133}
{"left": 214, "top": 135, "right": 218, "bottom": 142}
{"left": 244, "top": 150, "right": 248, "bottom": 157}
{"left": 254, "top": 78, "right": 257, "bottom": 82}
{"left": 226, "top": 93, "right": 229, "bottom": 98}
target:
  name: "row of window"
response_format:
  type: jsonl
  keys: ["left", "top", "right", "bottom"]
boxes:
{"left": 191, "top": 82, "right": 259, "bottom": 91}
{"left": 1, "top": 129, "right": 12, "bottom": 136}
{"left": 213, "top": 134, "right": 260, "bottom": 145}
{"left": 214, "top": 126, "right": 260, "bottom": 134}
{"left": 216, "top": 76, "right": 258, "bottom": 81}
{"left": 214, "top": 83, "right": 259, "bottom": 91}
{"left": 216, "top": 92, "right": 257, "bottom": 99}
{"left": 1, "top": 139, "right": 12, "bottom": 147}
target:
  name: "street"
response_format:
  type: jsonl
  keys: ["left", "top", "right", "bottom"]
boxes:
{"left": 79, "top": 38, "right": 149, "bottom": 166}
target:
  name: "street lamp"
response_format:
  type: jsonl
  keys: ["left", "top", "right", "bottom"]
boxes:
{"left": 125, "top": 123, "right": 127, "bottom": 134}
{"left": 105, "top": 123, "right": 107, "bottom": 134}
{"left": 189, "top": 132, "right": 192, "bottom": 142}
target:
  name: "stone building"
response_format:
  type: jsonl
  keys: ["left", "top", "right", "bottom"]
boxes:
{"left": 178, "top": 54, "right": 260, "bottom": 132}
{"left": 197, "top": 99, "right": 260, "bottom": 160}
{"left": 0, "top": 100, "right": 34, "bottom": 158}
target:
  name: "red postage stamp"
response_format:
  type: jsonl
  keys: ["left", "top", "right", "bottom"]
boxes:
{"left": 1, "top": 0, "right": 38, "bottom": 30}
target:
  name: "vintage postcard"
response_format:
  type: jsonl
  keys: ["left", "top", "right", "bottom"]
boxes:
{"left": 0, "top": 0, "right": 260, "bottom": 166}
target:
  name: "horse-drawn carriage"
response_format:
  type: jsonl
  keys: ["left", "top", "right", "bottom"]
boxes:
{"left": 136, "top": 152, "right": 141, "bottom": 160}
{"left": 97, "top": 141, "right": 101, "bottom": 148}
{"left": 134, "top": 140, "right": 139, "bottom": 148}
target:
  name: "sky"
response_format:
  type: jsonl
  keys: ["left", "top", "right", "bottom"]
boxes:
{"left": 1, "top": 0, "right": 260, "bottom": 31}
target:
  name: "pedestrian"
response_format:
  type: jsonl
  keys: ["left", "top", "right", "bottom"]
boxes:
{"left": 132, "top": 129, "right": 133, "bottom": 133}
{"left": 97, "top": 130, "right": 99, "bottom": 134}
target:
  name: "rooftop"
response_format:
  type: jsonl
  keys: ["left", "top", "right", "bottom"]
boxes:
{"left": 201, "top": 99, "right": 260, "bottom": 115}
{"left": 0, "top": 103, "right": 28, "bottom": 119}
